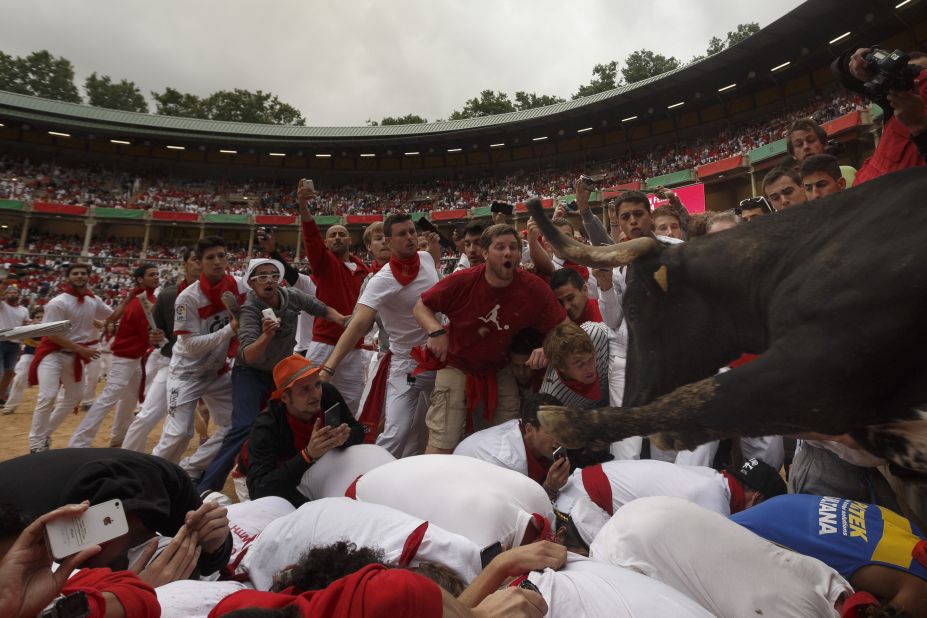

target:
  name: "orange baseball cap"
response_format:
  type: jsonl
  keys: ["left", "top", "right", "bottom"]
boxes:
{"left": 271, "top": 354, "right": 322, "bottom": 400}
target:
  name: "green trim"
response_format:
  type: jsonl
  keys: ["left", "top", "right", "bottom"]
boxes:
{"left": 0, "top": 200, "right": 24, "bottom": 211}
{"left": 470, "top": 206, "right": 492, "bottom": 218}
{"left": 410, "top": 211, "right": 429, "bottom": 222}
{"left": 645, "top": 169, "right": 696, "bottom": 189}
{"left": 748, "top": 138, "right": 788, "bottom": 163}
{"left": 94, "top": 207, "right": 144, "bottom": 219}
{"left": 203, "top": 213, "right": 250, "bottom": 224}
{"left": 315, "top": 215, "right": 342, "bottom": 225}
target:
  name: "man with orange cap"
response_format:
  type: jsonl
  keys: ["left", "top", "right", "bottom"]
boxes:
{"left": 238, "top": 354, "right": 364, "bottom": 507}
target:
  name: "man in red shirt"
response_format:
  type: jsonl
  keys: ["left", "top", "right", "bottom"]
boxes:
{"left": 68, "top": 264, "right": 164, "bottom": 448}
{"left": 297, "top": 180, "right": 370, "bottom": 415}
{"left": 414, "top": 224, "right": 567, "bottom": 454}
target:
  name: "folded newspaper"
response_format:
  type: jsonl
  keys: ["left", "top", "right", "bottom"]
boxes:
{"left": 0, "top": 320, "right": 70, "bottom": 341}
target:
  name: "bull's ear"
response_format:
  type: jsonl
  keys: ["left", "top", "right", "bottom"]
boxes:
{"left": 654, "top": 265, "right": 669, "bottom": 293}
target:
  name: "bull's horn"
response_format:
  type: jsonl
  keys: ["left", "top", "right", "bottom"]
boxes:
{"left": 525, "top": 198, "right": 657, "bottom": 268}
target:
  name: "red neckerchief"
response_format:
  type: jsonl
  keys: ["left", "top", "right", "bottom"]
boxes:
{"left": 562, "top": 260, "right": 590, "bottom": 281}
{"left": 131, "top": 286, "right": 157, "bottom": 304}
{"left": 178, "top": 278, "right": 193, "bottom": 294}
{"left": 722, "top": 471, "right": 747, "bottom": 513}
{"left": 557, "top": 371, "right": 601, "bottom": 401}
{"left": 577, "top": 298, "right": 603, "bottom": 324}
{"left": 389, "top": 253, "right": 420, "bottom": 286}
{"left": 197, "top": 273, "right": 243, "bottom": 319}
{"left": 519, "top": 420, "right": 551, "bottom": 484}
{"left": 370, "top": 260, "right": 387, "bottom": 274}
{"left": 62, "top": 283, "right": 94, "bottom": 303}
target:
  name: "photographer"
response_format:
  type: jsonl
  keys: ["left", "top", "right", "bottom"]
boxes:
{"left": 832, "top": 47, "right": 927, "bottom": 183}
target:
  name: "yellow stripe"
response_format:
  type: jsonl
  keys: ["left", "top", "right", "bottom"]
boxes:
{"left": 871, "top": 506, "right": 916, "bottom": 569}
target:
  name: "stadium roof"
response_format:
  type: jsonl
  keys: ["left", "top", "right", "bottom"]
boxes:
{"left": 0, "top": 0, "right": 923, "bottom": 151}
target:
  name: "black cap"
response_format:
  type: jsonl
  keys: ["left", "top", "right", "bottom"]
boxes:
{"left": 728, "top": 458, "right": 787, "bottom": 498}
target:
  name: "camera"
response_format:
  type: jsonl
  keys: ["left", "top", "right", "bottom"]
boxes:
{"left": 580, "top": 172, "right": 607, "bottom": 191}
{"left": 863, "top": 48, "right": 921, "bottom": 99}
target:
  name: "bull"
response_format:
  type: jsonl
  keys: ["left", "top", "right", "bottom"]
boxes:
{"left": 527, "top": 168, "right": 927, "bottom": 472}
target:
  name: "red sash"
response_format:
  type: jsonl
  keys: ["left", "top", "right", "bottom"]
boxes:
{"left": 357, "top": 351, "right": 392, "bottom": 443}
{"left": 722, "top": 471, "right": 746, "bottom": 513}
{"left": 582, "top": 465, "right": 614, "bottom": 516}
{"left": 28, "top": 339, "right": 98, "bottom": 386}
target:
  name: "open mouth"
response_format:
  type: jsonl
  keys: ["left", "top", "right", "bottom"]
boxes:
{"left": 502, "top": 260, "right": 513, "bottom": 269}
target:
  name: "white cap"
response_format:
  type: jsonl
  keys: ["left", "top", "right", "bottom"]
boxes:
{"left": 244, "top": 258, "right": 285, "bottom": 288}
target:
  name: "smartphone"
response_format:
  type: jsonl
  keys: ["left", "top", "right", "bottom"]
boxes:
{"left": 323, "top": 402, "right": 341, "bottom": 428}
{"left": 45, "top": 499, "right": 129, "bottom": 560}
{"left": 301, "top": 178, "right": 315, "bottom": 192}
{"left": 480, "top": 541, "right": 504, "bottom": 568}
{"left": 262, "top": 307, "right": 277, "bottom": 321}
{"left": 552, "top": 446, "right": 567, "bottom": 461}
{"left": 519, "top": 578, "right": 542, "bottom": 595}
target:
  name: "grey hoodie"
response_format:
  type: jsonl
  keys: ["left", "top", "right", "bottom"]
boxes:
{"left": 236, "top": 287, "right": 328, "bottom": 372}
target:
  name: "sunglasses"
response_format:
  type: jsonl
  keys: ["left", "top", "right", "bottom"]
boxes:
{"left": 249, "top": 273, "right": 281, "bottom": 283}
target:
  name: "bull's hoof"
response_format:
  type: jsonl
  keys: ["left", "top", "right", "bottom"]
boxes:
{"left": 538, "top": 405, "right": 592, "bottom": 449}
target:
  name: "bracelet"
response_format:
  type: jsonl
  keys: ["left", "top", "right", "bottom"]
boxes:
{"left": 320, "top": 365, "right": 335, "bottom": 376}
{"left": 428, "top": 328, "right": 447, "bottom": 338}
{"left": 301, "top": 447, "right": 314, "bottom": 465}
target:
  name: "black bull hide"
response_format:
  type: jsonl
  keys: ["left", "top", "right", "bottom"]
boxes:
{"left": 527, "top": 167, "right": 927, "bottom": 473}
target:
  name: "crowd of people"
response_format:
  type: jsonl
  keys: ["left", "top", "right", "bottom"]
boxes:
{"left": 0, "top": 46, "right": 925, "bottom": 618}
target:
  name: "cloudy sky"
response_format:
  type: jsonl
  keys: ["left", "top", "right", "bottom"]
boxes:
{"left": 1, "top": 0, "right": 803, "bottom": 126}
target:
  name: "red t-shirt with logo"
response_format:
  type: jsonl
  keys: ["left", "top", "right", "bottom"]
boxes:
{"left": 421, "top": 264, "right": 566, "bottom": 376}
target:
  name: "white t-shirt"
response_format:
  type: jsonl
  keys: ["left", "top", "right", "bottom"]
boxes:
{"left": 43, "top": 292, "right": 112, "bottom": 343}
{"left": 590, "top": 496, "right": 851, "bottom": 618}
{"left": 240, "top": 497, "right": 482, "bottom": 590}
{"left": 293, "top": 273, "right": 317, "bottom": 353}
{"left": 528, "top": 553, "right": 713, "bottom": 618}
{"left": 353, "top": 454, "right": 554, "bottom": 551}
{"left": 156, "top": 580, "right": 250, "bottom": 618}
{"left": 225, "top": 496, "right": 295, "bottom": 569}
{"left": 171, "top": 276, "right": 249, "bottom": 374}
{"left": 0, "top": 301, "right": 28, "bottom": 331}
{"left": 298, "top": 443, "right": 395, "bottom": 500}
{"left": 453, "top": 419, "right": 529, "bottom": 477}
{"left": 357, "top": 252, "right": 439, "bottom": 358}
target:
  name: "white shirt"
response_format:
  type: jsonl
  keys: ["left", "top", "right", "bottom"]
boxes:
{"left": 240, "top": 497, "right": 482, "bottom": 590}
{"left": 171, "top": 276, "right": 249, "bottom": 375}
{"left": 224, "top": 496, "right": 295, "bottom": 570}
{"left": 590, "top": 496, "right": 851, "bottom": 618}
{"left": 353, "top": 454, "right": 553, "bottom": 551}
{"left": 156, "top": 580, "right": 250, "bottom": 618}
{"left": 0, "top": 301, "right": 28, "bottom": 331}
{"left": 357, "top": 252, "right": 439, "bottom": 358}
{"left": 453, "top": 419, "right": 529, "bottom": 477}
{"left": 293, "top": 273, "right": 316, "bottom": 352}
{"left": 42, "top": 292, "right": 112, "bottom": 343}
{"left": 528, "top": 553, "right": 713, "bottom": 618}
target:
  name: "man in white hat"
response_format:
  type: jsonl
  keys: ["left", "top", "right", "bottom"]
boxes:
{"left": 197, "top": 257, "right": 346, "bottom": 493}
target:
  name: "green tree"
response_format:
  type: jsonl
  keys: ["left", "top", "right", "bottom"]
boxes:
{"left": 151, "top": 87, "right": 205, "bottom": 118}
{"left": 380, "top": 113, "right": 428, "bottom": 125}
{"left": 572, "top": 61, "right": 620, "bottom": 99}
{"left": 449, "top": 90, "right": 516, "bottom": 119}
{"left": 151, "top": 87, "right": 305, "bottom": 125}
{"left": 0, "top": 50, "right": 80, "bottom": 103}
{"left": 725, "top": 22, "right": 760, "bottom": 48}
{"left": 705, "top": 36, "right": 725, "bottom": 56}
{"left": 84, "top": 72, "right": 148, "bottom": 112}
{"left": 621, "top": 50, "right": 681, "bottom": 84}
{"left": 514, "top": 91, "right": 566, "bottom": 110}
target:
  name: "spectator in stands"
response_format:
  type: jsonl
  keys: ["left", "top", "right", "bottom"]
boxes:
{"left": 787, "top": 118, "right": 856, "bottom": 187}
{"left": 800, "top": 154, "right": 846, "bottom": 200}
{"left": 736, "top": 197, "right": 775, "bottom": 221}
{"left": 762, "top": 167, "right": 807, "bottom": 210}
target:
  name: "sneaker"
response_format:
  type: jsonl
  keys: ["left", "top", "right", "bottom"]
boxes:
{"left": 1, "top": 407, "right": 13, "bottom": 416}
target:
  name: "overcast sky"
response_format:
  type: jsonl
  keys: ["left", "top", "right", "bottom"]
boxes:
{"left": 0, "top": 0, "right": 803, "bottom": 126}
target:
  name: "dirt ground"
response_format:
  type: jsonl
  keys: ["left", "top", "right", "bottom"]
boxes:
{"left": 0, "top": 380, "right": 240, "bottom": 501}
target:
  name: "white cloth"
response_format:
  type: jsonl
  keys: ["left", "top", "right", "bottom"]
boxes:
{"left": 293, "top": 273, "right": 317, "bottom": 353}
{"left": 298, "top": 444, "right": 395, "bottom": 500}
{"left": 2, "top": 350, "right": 33, "bottom": 413}
{"left": 121, "top": 354, "right": 170, "bottom": 452}
{"left": 353, "top": 454, "right": 553, "bottom": 550}
{"left": 305, "top": 341, "right": 366, "bottom": 416}
{"left": 590, "top": 496, "right": 851, "bottom": 618}
{"left": 28, "top": 351, "right": 86, "bottom": 451}
{"left": 224, "top": 496, "right": 295, "bottom": 568}
{"left": 240, "top": 497, "right": 482, "bottom": 590}
{"left": 68, "top": 355, "right": 143, "bottom": 448}
{"left": 453, "top": 419, "right": 529, "bottom": 476}
{"left": 527, "top": 553, "right": 713, "bottom": 618}
{"left": 42, "top": 292, "right": 112, "bottom": 344}
{"left": 156, "top": 580, "right": 250, "bottom": 618}
{"left": 0, "top": 301, "right": 28, "bottom": 330}
{"left": 370, "top": 355, "right": 433, "bottom": 456}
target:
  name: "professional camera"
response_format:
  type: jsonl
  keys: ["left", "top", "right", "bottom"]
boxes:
{"left": 863, "top": 48, "right": 921, "bottom": 99}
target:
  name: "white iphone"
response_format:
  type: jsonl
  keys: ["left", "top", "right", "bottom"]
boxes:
{"left": 45, "top": 499, "right": 129, "bottom": 560}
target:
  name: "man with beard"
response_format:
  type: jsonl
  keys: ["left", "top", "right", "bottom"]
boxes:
{"left": 325, "top": 214, "right": 441, "bottom": 457}
{"left": 297, "top": 179, "right": 371, "bottom": 415}
{"left": 414, "top": 224, "right": 567, "bottom": 454}
{"left": 69, "top": 263, "right": 165, "bottom": 448}
{"left": 0, "top": 283, "right": 28, "bottom": 403}
{"left": 27, "top": 263, "right": 112, "bottom": 452}
{"left": 453, "top": 222, "right": 485, "bottom": 272}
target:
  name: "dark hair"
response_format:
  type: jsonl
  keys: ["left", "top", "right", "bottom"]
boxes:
{"left": 687, "top": 213, "right": 710, "bottom": 238}
{"left": 407, "top": 561, "right": 466, "bottom": 596}
{"left": 271, "top": 541, "right": 386, "bottom": 592}
{"left": 479, "top": 224, "right": 518, "bottom": 250}
{"left": 551, "top": 217, "right": 575, "bottom": 237}
{"left": 509, "top": 327, "right": 544, "bottom": 356}
{"left": 65, "top": 262, "right": 90, "bottom": 276}
{"left": 383, "top": 213, "right": 413, "bottom": 237}
{"left": 799, "top": 154, "right": 841, "bottom": 182}
{"left": 224, "top": 608, "right": 301, "bottom": 618}
{"left": 132, "top": 262, "right": 157, "bottom": 282}
{"left": 554, "top": 508, "right": 589, "bottom": 553}
{"left": 519, "top": 392, "right": 563, "bottom": 429}
{"left": 549, "top": 268, "right": 585, "bottom": 292}
{"left": 463, "top": 222, "right": 485, "bottom": 238}
{"left": 196, "top": 235, "right": 227, "bottom": 259}
{"left": 786, "top": 118, "right": 827, "bottom": 156}
{"left": 181, "top": 247, "right": 196, "bottom": 262}
{"left": 762, "top": 167, "right": 802, "bottom": 192}
{"left": 614, "top": 190, "right": 650, "bottom": 212}
{"left": 652, "top": 204, "right": 681, "bottom": 222}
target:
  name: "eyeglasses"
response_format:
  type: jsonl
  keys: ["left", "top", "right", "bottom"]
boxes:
{"left": 249, "top": 273, "right": 281, "bottom": 283}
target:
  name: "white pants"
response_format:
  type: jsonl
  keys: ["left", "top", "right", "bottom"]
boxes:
{"left": 152, "top": 368, "right": 232, "bottom": 478}
{"left": 81, "top": 356, "right": 103, "bottom": 406}
{"left": 305, "top": 341, "right": 367, "bottom": 417}
{"left": 68, "top": 355, "right": 143, "bottom": 448}
{"left": 361, "top": 354, "right": 434, "bottom": 458}
{"left": 28, "top": 351, "right": 86, "bottom": 451}
{"left": 2, "top": 351, "right": 34, "bottom": 413}
{"left": 121, "top": 354, "right": 170, "bottom": 452}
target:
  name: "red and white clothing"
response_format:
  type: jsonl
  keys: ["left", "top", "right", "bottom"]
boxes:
{"left": 152, "top": 274, "right": 247, "bottom": 475}
{"left": 221, "top": 495, "right": 295, "bottom": 570}
{"left": 120, "top": 353, "right": 170, "bottom": 452}
{"left": 28, "top": 289, "right": 112, "bottom": 452}
{"left": 240, "top": 497, "right": 482, "bottom": 590}
{"left": 556, "top": 460, "right": 733, "bottom": 546}
{"left": 293, "top": 272, "right": 317, "bottom": 354}
{"left": 63, "top": 568, "right": 159, "bottom": 618}
{"left": 69, "top": 290, "right": 156, "bottom": 448}
{"left": 453, "top": 419, "right": 550, "bottom": 484}
{"left": 352, "top": 454, "right": 554, "bottom": 551}
{"left": 540, "top": 320, "right": 610, "bottom": 408}
{"left": 156, "top": 580, "right": 250, "bottom": 618}
{"left": 526, "top": 553, "right": 713, "bottom": 618}
{"left": 590, "top": 496, "right": 851, "bottom": 618}
{"left": 297, "top": 443, "right": 395, "bottom": 501}
{"left": 355, "top": 251, "right": 440, "bottom": 456}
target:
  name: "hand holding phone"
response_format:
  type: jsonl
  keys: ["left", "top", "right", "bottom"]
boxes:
{"left": 44, "top": 499, "right": 128, "bottom": 561}
{"left": 323, "top": 403, "right": 341, "bottom": 428}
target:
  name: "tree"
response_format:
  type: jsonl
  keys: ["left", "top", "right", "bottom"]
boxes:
{"left": 725, "top": 22, "right": 760, "bottom": 48}
{"left": 151, "top": 87, "right": 305, "bottom": 125}
{"left": 449, "top": 90, "right": 516, "bottom": 119}
{"left": 514, "top": 91, "right": 566, "bottom": 110}
{"left": 84, "top": 73, "right": 148, "bottom": 112}
{"left": 621, "top": 50, "right": 681, "bottom": 84}
{"left": 0, "top": 50, "right": 80, "bottom": 103}
{"left": 151, "top": 87, "right": 205, "bottom": 118}
{"left": 379, "top": 113, "right": 428, "bottom": 126}
{"left": 706, "top": 36, "right": 725, "bottom": 56}
{"left": 572, "top": 61, "right": 620, "bottom": 99}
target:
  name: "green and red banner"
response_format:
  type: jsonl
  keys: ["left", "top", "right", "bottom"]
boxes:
{"left": 697, "top": 155, "right": 746, "bottom": 179}
{"left": 151, "top": 211, "right": 198, "bottom": 222}
{"left": 431, "top": 209, "right": 469, "bottom": 221}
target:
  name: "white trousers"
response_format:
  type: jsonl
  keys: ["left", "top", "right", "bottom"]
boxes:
{"left": 28, "top": 352, "right": 86, "bottom": 451}
{"left": 152, "top": 368, "right": 232, "bottom": 478}
{"left": 121, "top": 354, "right": 170, "bottom": 452}
{"left": 68, "top": 355, "right": 143, "bottom": 448}
{"left": 360, "top": 354, "right": 434, "bottom": 458}
{"left": 305, "top": 341, "right": 367, "bottom": 417}
{"left": 2, "top": 351, "right": 34, "bottom": 413}
{"left": 81, "top": 356, "right": 104, "bottom": 406}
